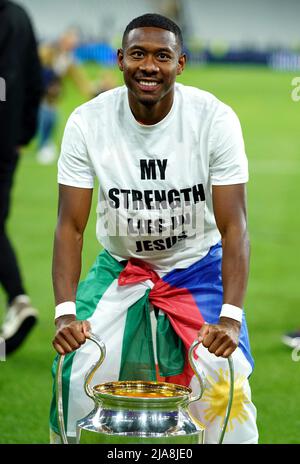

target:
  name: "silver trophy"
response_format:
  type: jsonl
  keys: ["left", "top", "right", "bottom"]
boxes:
{"left": 56, "top": 334, "right": 234, "bottom": 444}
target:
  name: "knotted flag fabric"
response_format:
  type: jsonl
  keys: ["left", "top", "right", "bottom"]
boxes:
{"left": 118, "top": 257, "right": 204, "bottom": 386}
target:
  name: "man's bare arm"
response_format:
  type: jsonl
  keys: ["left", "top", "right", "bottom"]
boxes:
{"left": 52, "top": 184, "right": 93, "bottom": 304}
{"left": 213, "top": 183, "right": 250, "bottom": 308}
{"left": 52, "top": 184, "right": 93, "bottom": 354}
{"left": 198, "top": 184, "right": 250, "bottom": 357}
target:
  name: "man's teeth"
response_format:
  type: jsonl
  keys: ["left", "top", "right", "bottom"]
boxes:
{"left": 139, "top": 81, "right": 158, "bottom": 86}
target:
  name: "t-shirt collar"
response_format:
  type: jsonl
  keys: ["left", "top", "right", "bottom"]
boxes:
{"left": 124, "top": 86, "right": 178, "bottom": 132}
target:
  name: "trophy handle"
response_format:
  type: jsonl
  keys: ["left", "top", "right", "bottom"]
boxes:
{"left": 187, "top": 338, "right": 235, "bottom": 444}
{"left": 188, "top": 339, "right": 206, "bottom": 403}
{"left": 83, "top": 333, "right": 106, "bottom": 399}
{"left": 218, "top": 355, "right": 234, "bottom": 444}
{"left": 55, "top": 333, "right": 106, "bottom": 444}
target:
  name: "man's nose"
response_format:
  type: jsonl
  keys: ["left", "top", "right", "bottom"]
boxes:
{"left": 139, "top": 55, "right": 159, "bottom": 74}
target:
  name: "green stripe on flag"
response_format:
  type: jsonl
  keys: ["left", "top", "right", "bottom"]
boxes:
{"left": 156, "top": 311, "right": 185, "bottom": 377}
{"left": 119, "top": 295, "right": 185, "bottom": 381}
{"left": 119, "top": 290, "right": 157, "bottom": 381}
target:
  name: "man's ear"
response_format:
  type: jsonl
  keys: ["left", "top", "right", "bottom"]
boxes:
{"left": 117, "top": 49, "right": 124, "bottom": 71}
{"left": 177, "top": 53, "right": 186, "bottom": 76}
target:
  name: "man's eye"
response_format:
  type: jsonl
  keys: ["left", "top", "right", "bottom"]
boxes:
{"left": 132, "top": 51, "right": 144, "bottom": 58}
{"left": 157, "top": 53, "right": 170, "bottom": 60}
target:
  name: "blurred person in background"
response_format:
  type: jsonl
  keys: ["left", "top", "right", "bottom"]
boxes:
{"left": 160, "top": 0, "right": 182, "bottom": 26}
{"left": 37, "top": 28, "right": 117, "bottom": 165}
{"left": 160, "top": 0, "right": 187, "bottom": 42}
{"left": 50, "top": 13, "right": 258, "bottom": 444}
{"left": 282, "top": 328, "right": 300, "bottom": 349}
{"left": 0, "top": 0, "right": 43, "bottom": 354}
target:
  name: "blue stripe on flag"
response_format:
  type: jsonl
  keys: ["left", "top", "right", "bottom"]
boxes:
{"left": 162, "top": 242, "right": 254, "bottom": 370}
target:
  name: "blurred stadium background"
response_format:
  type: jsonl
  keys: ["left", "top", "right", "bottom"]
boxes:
{"left": 0, "top": 0, "right": 299, "bottom": 444}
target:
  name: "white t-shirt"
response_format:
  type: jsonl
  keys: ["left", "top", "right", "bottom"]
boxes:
{"left": 58, "top": 83, "right": 248, "bottom": 272}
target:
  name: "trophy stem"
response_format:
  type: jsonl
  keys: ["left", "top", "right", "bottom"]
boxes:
{"left": 55, "top": 333, "right": 106, "bottom": 444}
{"left": 55, "top": 354, "right": 69, "bottom": 444}
{"left": 188, "top": 339, "right": 235, "bottom": 445}
{"left": 218, "top": 355, "right": 234, "bottom": 444}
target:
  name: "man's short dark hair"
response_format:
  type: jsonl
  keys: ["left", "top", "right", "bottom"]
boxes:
{"left": 122, "top": 13, "right": 183, "bottom": 53}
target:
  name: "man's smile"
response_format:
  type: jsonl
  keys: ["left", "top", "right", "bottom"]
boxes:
{"left": 135, "top": 79, "right": 161, "bottom": 92}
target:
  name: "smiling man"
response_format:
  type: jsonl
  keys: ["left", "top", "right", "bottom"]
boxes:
{"left": 50, "top": 14, "right": 258, "bottom": 444}
{"left": 120, "top": 22, "right": 185, "bottom": 122}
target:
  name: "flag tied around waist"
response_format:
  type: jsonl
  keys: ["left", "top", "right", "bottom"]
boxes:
{"left": 118, "top": 258, "right": 204, "bottom": 386}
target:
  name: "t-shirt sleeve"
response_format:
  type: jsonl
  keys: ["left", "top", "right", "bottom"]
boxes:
{"left": 57, "top": 111, "right": 95, "bottom": 188}
{"left": 209, "top": 103, "right": 249, "bottom": 185}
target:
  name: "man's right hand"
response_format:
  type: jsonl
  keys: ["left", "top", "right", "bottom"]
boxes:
{"left": 52, "top": 315, "right": 91, "bottom": 355}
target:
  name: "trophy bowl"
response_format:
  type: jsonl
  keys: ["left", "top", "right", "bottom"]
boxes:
{"left": 56, "top": 334, "right": 233, "bottom": 444}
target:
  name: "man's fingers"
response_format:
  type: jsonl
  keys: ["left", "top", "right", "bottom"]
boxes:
{"left": 202, "top": 329, "right": 218, "bottom": 349}
{"left": 52, "top": 341, "right": 65, "bottom": 356}
{"left": 206, "top": 334, "right": 227, "bottom": 354}
{"left": 60, "top": 329, "right": 82, "bottom": 349}
{"left": 53, "top": 334, "right": 74, "bottom": 353}
{"left": 69, "top": 324, "right": 86, "bottom": 344}
{"left": 198, "top": 323, "right": 210, "bottom": 342}
{"left": 82, "top": 320, "right": 91, "bottom": 337}
{"left": 222, "top": 346, "right": 236, "bottom": 358}
{"left": 54, "top": 325, "right": 85, "bottom": 353}
{"left": 52, "top": 320, "right": 92, "bottom": 355}
{"left": 214, "top": 339, "right": 232, "bottom": 357}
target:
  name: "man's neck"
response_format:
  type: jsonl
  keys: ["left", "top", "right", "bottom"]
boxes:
{"left": 128, "top": 89, "right": 175, "bottom": 125}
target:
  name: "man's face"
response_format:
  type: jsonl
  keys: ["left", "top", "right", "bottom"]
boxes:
{"left": 118, "top": 27, "right": 186, "bottom": 106}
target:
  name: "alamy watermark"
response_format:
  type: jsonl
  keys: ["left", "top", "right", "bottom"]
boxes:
{"left": 0, "top": 337, "right": 6, "bottom": 362}
{"left": 291, "top": 77, "right": 300, "bottom": 102}
{"left": 0, "top": 77, "right": 6, "bottom": 102}
{"left": 96, "top": 199, "right": 204, "bottom": 238}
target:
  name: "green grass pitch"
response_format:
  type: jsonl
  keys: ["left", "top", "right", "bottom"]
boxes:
{"left": 0, "top": 64, "right": 299, "bottom": 443}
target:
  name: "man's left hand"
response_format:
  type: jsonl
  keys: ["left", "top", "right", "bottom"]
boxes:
{"left": 198, "top": 317, "right": 241, "bottom": 358}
